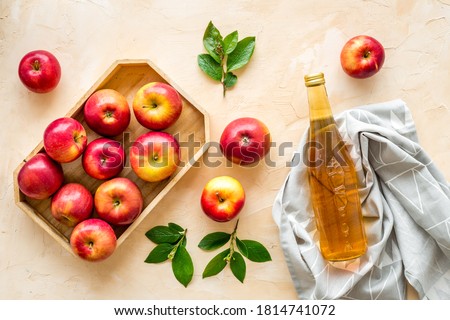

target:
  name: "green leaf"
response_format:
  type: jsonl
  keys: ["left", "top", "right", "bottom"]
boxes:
{"left": 223, "top": 72, "right": 237, "bottom": 89}
{"left": 236, "top": 239, "right": 272, "bottom": 262}
{"left": 168, "top": 223, "right": 184, "bottom": 232}
{"left": 226, "top": 36, "right": 256, "bottom": 72}
{"left": 236, "top": 238, "right": 248, "bottom": 256}
{"left": 230, "top": 251, "right": 246, "bottom": 283}
{"left": 145, "top": 226, "right": 181, "bottom": 244}
{"left": 198, "top": 232, "right": 231, "bottom": 251}
{"left": 172, "top": 245, "right": 194, "bottom": 287}
{"left": 202, "top": 249, "right": 230, "bottom": 279}
{"left": 203, "top": 21, "right": 224, "bottom": 63}
{"left": 198, "top": 54, "right": 223, "bottom": 82}
{"left": 144, "top": 243, "right": 175, "bottom": 263}
{"left": 223, "top": 30, "right": 238, "bottom": 55}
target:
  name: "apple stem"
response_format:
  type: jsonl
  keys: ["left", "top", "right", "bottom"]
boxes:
{"left": 73, "top": 132, "right": 84, "bottom": 143}
{"left": 215, "top": 191, "right": 224, "bottom": 203}
{"left": 105, "top": 110, "right": 113, "bottom": 118}
{"left": 32, "top": 60, "right": 40, "bottom": 71}
{"left": 363, "top": 50, "right": 371, "bottom": 58}
{"left": 142, "top": 103, "right": 158, "bottom": 109}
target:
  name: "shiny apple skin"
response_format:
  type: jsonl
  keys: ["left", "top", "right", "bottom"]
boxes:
{"left": 18, "top": 50, "right": 61, "bottom": 93}
{"left": 220, "top": 117, "right": 271, "bottom": 165}
{"left": 94, "top": 177, "right": 144, "bottom": 226}
{"left": 43, "top": 117, "right": 87, "bottom": 163}
{"left": 132, "top": 82, "right": 182, "bottom": 131}
{"left": 84, "top": 89, "right": 131, "bottom": 136}
{"left": 50, "top": 183, "right": 93, "bottom": 227}
{"left": 130, "top": 131, "right": 180, "bottom": 182}
{"left": 340, "top": 35, "right": 385, "bottom": 79}
{"left": 200, "top": 176, "right": 245, "bottom": 222}
{"left": 82, "top": 138, "right": 125, "bottom": 180}
{"left": 17, "top": 153, "right": 64, "bottom": 200}
{"left": 70, "top": 218, "right": 117, "bottom": 262}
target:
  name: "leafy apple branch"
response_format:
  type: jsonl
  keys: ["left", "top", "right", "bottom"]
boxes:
{"left": 144, "top": 223, "right": 193, "bottom": 287}
{"left": 197, "top": 21, "right": 256, "bottom": 96}
{"left": 199, "top": 219, "right": 271, "bottom": 283}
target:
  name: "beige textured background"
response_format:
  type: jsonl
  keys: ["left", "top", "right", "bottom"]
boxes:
{"left": 1, "top": 0, "right": 449, "bottom": 299}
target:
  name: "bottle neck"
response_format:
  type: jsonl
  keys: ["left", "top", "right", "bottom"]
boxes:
{"left": 306, "top": 84, "right": 334, "bottom": 122}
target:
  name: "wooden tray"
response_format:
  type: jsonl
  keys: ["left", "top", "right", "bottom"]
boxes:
{"left": 13, "top": 59, "right": 210, "bottom": 256}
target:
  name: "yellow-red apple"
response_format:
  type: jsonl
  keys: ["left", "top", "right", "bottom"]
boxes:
{"left": 130, "top": 131, "right": 180, "bottom": 182}
{"left": 70, "top": 218, "right": 116, "bottom": 262}
{"left": 43, "top": 117, "right": 87, "bottom": 163}
{"left": 200, "top": 176, "right": 245, "bottom": 222}
{"left": 220, "top": 117, "right": 271, "bottom": 165}
{"left": 340, "top": 35, "right": 385, "bottom": 79}
{"left": 132, "top": 82, "right": 182, "bottom": 131}
{"left": 94, "top": 177, "right": 143, "bottom": 225}
{"left": 50, "top": 183, "right": 93, "bottom": 227}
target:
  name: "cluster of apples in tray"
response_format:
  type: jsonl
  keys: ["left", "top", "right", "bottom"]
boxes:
{"left": 14, "top": 59, "right": 209, "bottom": 261}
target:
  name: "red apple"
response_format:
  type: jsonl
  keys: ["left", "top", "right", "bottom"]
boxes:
{"left": 17, "top": 153, "right": 64, "bottom": 200}
{"left": 82, "top": 138, "right": 125, "bottom": 180}
{"left": 43, "top": 117, "right": 87, "bottom": 163}
{"left": 132, "top": 82, "right": 183, "bottom": 131}
{"left": 94, "top": 177, "right": 143, "bottom": 225}
{"left": 130, "top": 131, "right": 180, "bottom": 182}
{"left": 84, "top": 89, "right": 131, "bottom": 136}
{"left": 18, "top": 50, "right": 61, "bottom": 93}
{"left": 200, "top": 176, "right": 245, "bottom": 222}
{"left": 220, "top": 117, "right": 271, "bottom": 165}
{"left": 340, "top": 35, "right": 385, "bottom": 79}
{"left": 70, "top": 218, "right": 116, "bottom": 262}
{"left": 50, "top": 183, "right": 93, "bottom": 227}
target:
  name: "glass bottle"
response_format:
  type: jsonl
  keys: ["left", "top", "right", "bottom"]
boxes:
{"left": 304, "top": 72, "right": 367, "bottom": 261}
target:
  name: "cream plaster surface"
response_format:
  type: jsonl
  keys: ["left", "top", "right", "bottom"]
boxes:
{"left": 0, "top": 0, "right": 449, "bottom": 300}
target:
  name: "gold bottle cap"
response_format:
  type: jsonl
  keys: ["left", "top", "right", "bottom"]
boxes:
{"left": 304, "top": 72, "right": 325, "bottom": 87}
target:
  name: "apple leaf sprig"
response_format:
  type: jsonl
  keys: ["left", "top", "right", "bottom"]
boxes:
{"left": 197, "top": 21, "right": 256, "bottom": 96}
{"left": 199, "top": 219, "right": 271, "bottom": 283}
{"left": 144, "top": 223, "right": 193, "bottom": 288}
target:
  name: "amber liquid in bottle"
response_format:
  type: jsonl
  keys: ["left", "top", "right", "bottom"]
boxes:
{"left": 305, "top": 73, "right": 367, "bottom": 261}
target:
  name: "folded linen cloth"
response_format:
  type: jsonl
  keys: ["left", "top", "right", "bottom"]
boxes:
{"left": 272, "top": 99, "right": 450, "bottom": 299}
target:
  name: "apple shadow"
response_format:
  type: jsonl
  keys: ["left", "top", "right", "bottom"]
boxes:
{"left": 18, "top": 86, "right": 66, "bottom": 121}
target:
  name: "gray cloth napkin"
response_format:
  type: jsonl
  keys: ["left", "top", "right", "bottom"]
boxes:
{"left": 272, "top": 99, "right": 450, "bottom": 299}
